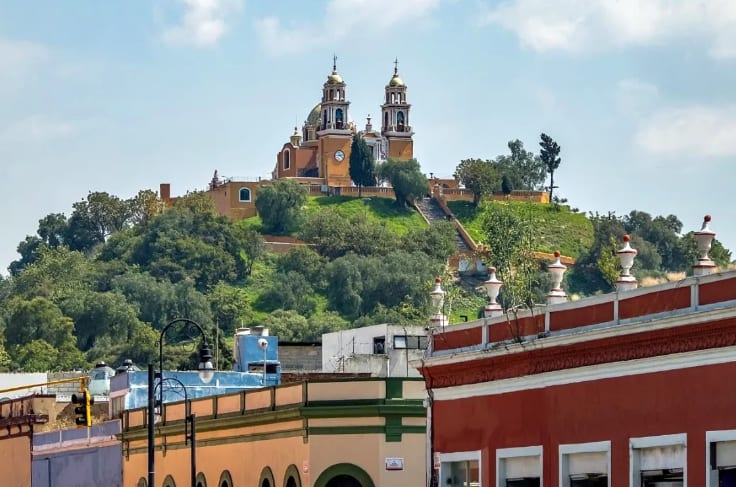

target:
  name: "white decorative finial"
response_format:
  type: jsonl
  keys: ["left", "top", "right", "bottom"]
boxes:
{"left": 546, "top": 251, "right": 568, "bottom": 304}
{"left": 483, "top": 267, "right": 503, "bottom": 318}
{"left": 429, "top": 277, "right": 447, "bottom": 327}
{"left": 616, "top": 234, "right": 638, "bottom": 291}
{"left": 693, "top": 214, "right": 717, "bottom": 276}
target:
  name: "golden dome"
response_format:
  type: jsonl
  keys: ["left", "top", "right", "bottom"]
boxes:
{"left": 306, "top": 103, "right": 321, "bottom": 125}
{"left": 326, "top": 70, "right": 343, "bottom": 84}
{"left": 389, "top": 74, "right": 404, "bottom": 87}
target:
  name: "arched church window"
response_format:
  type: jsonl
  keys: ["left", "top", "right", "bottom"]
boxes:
{"left": 323, "top": 111, "right": 327, "bottom": 129}
{"left": 336, "top": 108, "right": 344, "bottom": 129}
{"left": 384, "top": 112, "right": 389, "bottom": 130}
{"left": 239, "top": 187, "right": 251, "bottom": 202}
{"left": 397, "top": 111, "right": 405, "bottom": 131}
{"left": 283, "top": 150, "right": 290, "bottom": 171}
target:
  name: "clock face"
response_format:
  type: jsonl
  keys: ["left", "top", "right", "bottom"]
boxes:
{"left": 334, "top": 150, "right": 345, "bottom": 162}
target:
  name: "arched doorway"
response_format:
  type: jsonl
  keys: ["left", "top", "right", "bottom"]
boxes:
{"left": 314, "top": 464, "right": 375, "bottom": 487}
{"left": 325, "top": 474, "right": 362, "bottom": 487}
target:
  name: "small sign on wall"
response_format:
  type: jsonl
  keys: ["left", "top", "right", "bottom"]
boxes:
{"left": 385, "top": 457, "right": 404, "bottom": 471}
{"left": 433, "top": 452, "right": 441, "bottom": 470}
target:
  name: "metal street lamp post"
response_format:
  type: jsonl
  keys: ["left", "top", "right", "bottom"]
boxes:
{"left": 148, "top": 318, "right": 214, "bottom": 487}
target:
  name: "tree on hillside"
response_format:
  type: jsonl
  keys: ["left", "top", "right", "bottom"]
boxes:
{"left": 128, "top": 189, "right": 163, "bottom": 226}
{"left": 482, "top": 205, "right": 543, "bottom": 313}
{"left": 501, "top": 175, "right": 513, "bottom": 198}
{"left": 255, "top": 179, "right": 307, "bottom": 235}
{"left": 65, "top": 192, "right": 131, "bottom": 252}
{"left": 377, "top": 158, "right": 427, "bottom": 207}
{"left": 453, "top": 158, "right": 500, "bottom": 206}
{"left": 539, "top": 133, "right": 562, "bottom": 202}
{"left": 349, "top": 135, "right": 376, "bottom": 196}
{"left": 493, "top": 140, "right": 546, "bottom": 191}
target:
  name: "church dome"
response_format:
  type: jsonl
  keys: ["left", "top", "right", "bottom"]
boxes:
{"left": 306, "top": 103, "right": 321, "bottom": 125}
{"left": 326, "top": 70, "right": 343, "bottom": 84}
{"left": 389, "top": 74, "right": 404, "bottom": 87}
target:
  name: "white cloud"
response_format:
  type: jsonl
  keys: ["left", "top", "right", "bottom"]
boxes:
{"left": 0, "top": 115, "right": 78, "bottom": 143}
{"left": 162, "top": 0, "right": 243, "bottom": 47}
{"left": 256, "top": 0, "right": 440, "bottom": 56}
{"left": 481, "top": 0, "right": 736, "bottom": 58}
{"left": 636, "top": 104, "right": 736, "bottom": 157}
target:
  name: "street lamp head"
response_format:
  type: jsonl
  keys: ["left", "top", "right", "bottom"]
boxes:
{"left": 198, "top": 344, "right": 215, "bottom": 384}
{"left": 258, "top": 338, "right": 269, "bottom": 351}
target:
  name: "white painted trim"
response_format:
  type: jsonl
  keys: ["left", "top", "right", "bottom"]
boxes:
{"left": 439, "top": 450, "right": 482, "bottom": 463}
{"left": 631, "top": 433, "right": 687, "bottom": 449}
{"left": 559, "top": 441, "right": 611, "bottom": 487}
{"left": 559, "top": 440, "right": 611, "bottom": 454}
{"left": 424, "top": 306, "right": 736, "bottom": 368}
{"left": 238, "top": 187, "right": 252, "bottom": 202}
{"left": 433, "top": 345, "right": 736, "bottom": 401}
{"left": 705, "top": 430, "right": 736, "bottom": 487}
{"left": 496, "top": 446, "right": 543, "bottom": 487}
{"left": 438, "top": 450, "right": 482, "bottom": 487}
{"left": 630, "top": 433, "right": 687, "bottom": 487}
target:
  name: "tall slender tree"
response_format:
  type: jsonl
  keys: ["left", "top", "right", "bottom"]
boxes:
{"left": 539, "top": 133, "right": 562, "bottom": 202}
{"left": 349, "top": 135, "right": 375, "bottom": 197}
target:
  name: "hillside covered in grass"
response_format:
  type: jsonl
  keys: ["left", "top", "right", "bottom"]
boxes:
{"left": 448, "top": 200, "right": 595, "bottom": 258}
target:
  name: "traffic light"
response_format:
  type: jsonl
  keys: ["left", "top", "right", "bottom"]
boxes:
{"left": 71, "top": 388, "right": 93, "bottom": 427}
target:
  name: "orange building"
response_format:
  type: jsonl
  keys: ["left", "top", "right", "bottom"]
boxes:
{"left": 121, "top": 377, "right": 426, "bottom": 487}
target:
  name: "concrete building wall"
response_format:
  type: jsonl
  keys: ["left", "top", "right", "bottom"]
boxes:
{"left": 322, "top": 324, "right": 426, "bottom": 377}
{"left": 32, "top": 420, "right": 122, "bottom": 487}
{"left": 279, "top": 343, "right": 322, "bottom": 371}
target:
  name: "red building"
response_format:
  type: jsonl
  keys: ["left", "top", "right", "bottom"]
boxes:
{"left": 419, "top": 225, "right": 736, "bottom": 487}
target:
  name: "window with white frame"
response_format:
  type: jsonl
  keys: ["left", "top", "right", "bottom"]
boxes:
{"left": 439, "top": 451, "right": 481, "bottom": 487}
{"left": 497, "top": 446, "right": 542, "bottom": 487}
{"left": 238, "top": 187, "right": 251, "bottom": 202}
{"left": 630, "top": 434, "right": 686, "bottom": 487}
{"left": 283, "top": 150, "right": 290, "bottom": 171}
{"left": 559, "top": 441, "right": 610, "bottom": 487}
{"left": 706, "top": 430, "right": 736, "bottom": 487}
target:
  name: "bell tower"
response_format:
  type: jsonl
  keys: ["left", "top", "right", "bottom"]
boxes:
{"left": 318, "top": 55, "right": 351, "bottom": 135}
{"left": 317, "top": 56, "right": 353, "bottom": 187}
{"left": 381, "top": 58, "right": 413, "bottom": 160}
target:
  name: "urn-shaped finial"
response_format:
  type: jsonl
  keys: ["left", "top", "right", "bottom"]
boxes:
{"left": 616, "top": 235, "right": 638, "bottom": 291}
{"left": 483, "top": 267, "right": 503, "bottom": 318}
{"left": 546, "top": 251, "right": 568, "bottom": 304}
{"left": 693, "top": 214, "right": 717, "bottom": 276}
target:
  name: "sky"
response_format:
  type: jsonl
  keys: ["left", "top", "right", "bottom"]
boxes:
{"left": 1, "top": 0, "right": 736, "bottom": 273}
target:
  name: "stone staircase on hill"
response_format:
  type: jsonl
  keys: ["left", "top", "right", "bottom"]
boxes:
{"left": 415, "top": 197, "right": 471, "bottom": 252}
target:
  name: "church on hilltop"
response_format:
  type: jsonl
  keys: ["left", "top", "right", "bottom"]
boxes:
{"left": 272, "top": 58, "right": 415, "bottom": 187}
{"left": 160, "top": 58, "right": 420, "bottom": 221}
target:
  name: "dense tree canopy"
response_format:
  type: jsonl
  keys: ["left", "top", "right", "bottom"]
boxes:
{"left": 377, "top": 158, "right": 428, "bottom": 207}
{"left": 453, "top": 159, "right": 500, "bottom": 206}
{"left": 255, "top": 179, "right": 307, "bottom": 235}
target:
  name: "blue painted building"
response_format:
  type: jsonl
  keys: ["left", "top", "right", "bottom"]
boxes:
{"left": 109, "top": 327, "right": 281, "bottom": 415}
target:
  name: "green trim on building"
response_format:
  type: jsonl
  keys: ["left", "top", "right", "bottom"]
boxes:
{"left": 313, "top": 463, "right": 376, "bottom": 487}
{"left": 385, "top": 378, "right": 404, "bottom": 399}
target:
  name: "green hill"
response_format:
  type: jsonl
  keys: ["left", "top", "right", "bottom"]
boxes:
{"left": 448, "top": 200, "right": 594, "bottom": 258}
